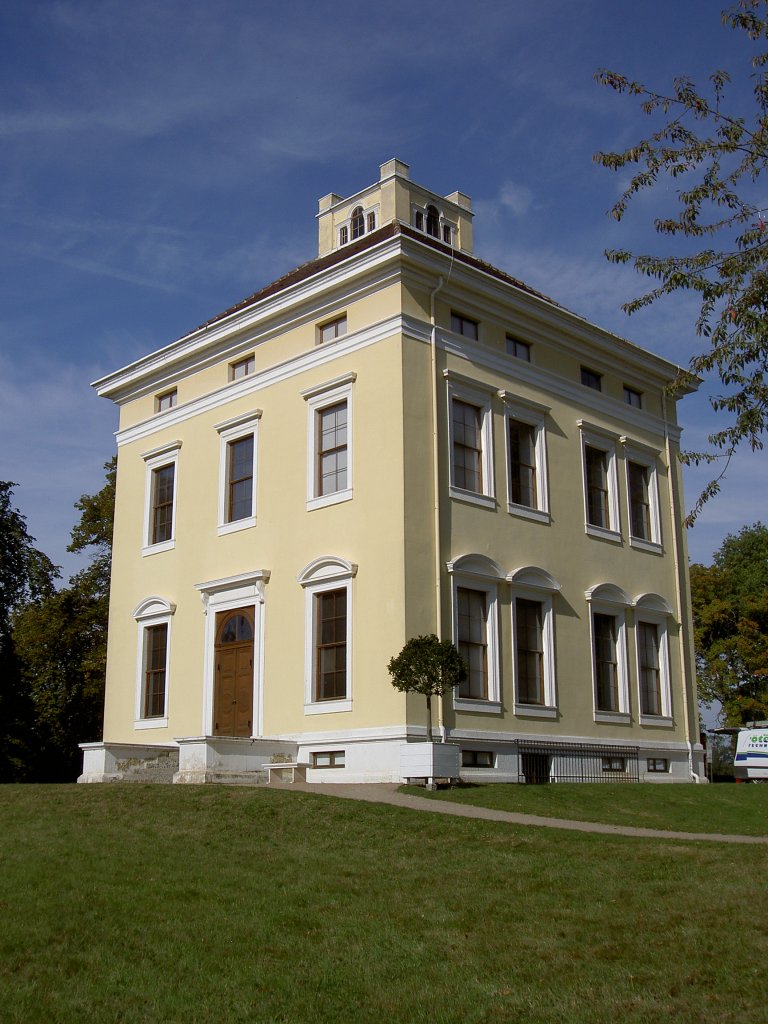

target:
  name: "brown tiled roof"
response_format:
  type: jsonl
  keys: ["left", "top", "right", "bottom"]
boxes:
{"left": 190, "top": 221, "right": 562, "bottom": 337}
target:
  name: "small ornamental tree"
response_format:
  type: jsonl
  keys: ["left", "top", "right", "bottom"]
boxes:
{"left": 387, "top": 634, "right": 467, "bottom": 742}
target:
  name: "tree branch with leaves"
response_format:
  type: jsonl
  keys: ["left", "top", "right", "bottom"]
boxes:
{"left": 594, "top": 0, "right": 768, "bottom": 523}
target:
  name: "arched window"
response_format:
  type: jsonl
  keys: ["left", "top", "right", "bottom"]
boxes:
{"left": 218, "top": 613, "right": 253, "bottom": 644}
{"left": 351, "top": 206, "right": 364, "bottom": 239}
{"left": 426, "top": 205, "right": 440, "bottom": 238}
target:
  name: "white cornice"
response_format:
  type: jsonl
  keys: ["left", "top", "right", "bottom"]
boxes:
{"left": 438, "top": 332, "right": 683, "bottom": 444}
{"left": 93, "top": 235, "right": 407, "bottom": 401}
{"left": 114, "top": 314, "right": 410, "bottom": 447}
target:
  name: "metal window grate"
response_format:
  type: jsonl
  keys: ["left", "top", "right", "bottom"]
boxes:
{"left": 516, "top": 739, "right": 640, "bottom": 783}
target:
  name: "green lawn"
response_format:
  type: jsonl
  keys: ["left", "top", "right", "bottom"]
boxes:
{"left": 0, "top": 785, "right": 766, "bottom": 1024}
{"left": 403, "top": 782, "right": 768, "bottom": 836}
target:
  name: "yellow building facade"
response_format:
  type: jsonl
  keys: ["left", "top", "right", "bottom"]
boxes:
{"left": 79, "top": 159, "right": 705, "bottom": 785}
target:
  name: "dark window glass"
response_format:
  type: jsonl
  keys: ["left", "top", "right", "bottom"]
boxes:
{"left": 506, "top": 336, "right": 531, "bottom": 361}
{"left": 628, "top": 461, "right": 651, "bottom": 540}
{"left": 594, "top": 613, "right": 619, "bottom": 711}
{"left": 426, "top": 205, "right": 440, "bottom": 237}
{"left": 624, "top": 386, "right": 642, "bottom": 408}
{"left": 452, "top": 400, "right": 483, "bottom": 493}
{"left": 227, "top": 435, "right": 254, "bottom": 522}
{"left": 317, "top": 401, "right": 348, "bottom": 496}
{"left": 457, "top": 588, "right": 488, "bottom": 699}
{"left": 581, "top": 367, "right": 602, "bottom": 391}
{"left": 585, "top": 446, "right": 609, "bottom": 529}
{"left": 450, "top": 312, "right": 479, "bottom": 340}
{"left": 638, "top": 622, "right": 662, "bottom": 715}
{"left": 351, "top": 206, "right": 364, "bottom": 239}
{"left": 516, "top": 599, "right": 544, "bottom": 704}
{"left": 144, "top": 624, "right": 167, "bottom": 718}
{"left": 315, "top": 589, "right": 347, "bottom": 701}
{"left": 152, "top": 464, "right": 175, "bottom": 544}
{"left": 509, "top": 420, "right": 537, "bottom": 508}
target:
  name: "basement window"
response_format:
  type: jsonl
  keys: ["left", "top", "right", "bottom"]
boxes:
{"left": 312, "top": 750, "right": 345, "bottom": 768}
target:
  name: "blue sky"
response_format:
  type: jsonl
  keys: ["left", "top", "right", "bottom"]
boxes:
{"left": 1, "top": 0, "right": 765, "bottom": 579}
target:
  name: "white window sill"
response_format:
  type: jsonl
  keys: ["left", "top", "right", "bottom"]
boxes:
{"left": 629, "top": 537, "right": 663, "bottom": 555}
{"left": 594, "top": 710, "right": 631, "bottom": 724}
{"left": 639, "top": 714, "right": 674, "bottom": 728}
{"left": 217, "top": 516, "right": 256, "bottom": 537}
{"left": 449, "top": 487, "right": 496, "bottom": 510}
{"left": 454, "top": 699, "right": 503, "bottom": 714}
{"left": 142, "top": 540, "right": 175, "bottom": 557}
{"left": 134, "top": 718, "right": 169, "bottom": 730}
{"left": 306, "top": 489, "right": 353, "bottom": 512}
{"left": 304, "top": 699, "right": 353, "bottom": 715}
{"left": 585, "top": 525, "right": 622, "bottom": 544}
{"left": 514, "top": 704, "right": 558, "bottom": 719}
{"left": 507, "top": 503, "right": 550, "bottom": 525}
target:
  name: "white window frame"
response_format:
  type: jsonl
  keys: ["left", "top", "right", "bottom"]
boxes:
{"left": 132, "top": 597, "right": 176, "bottom": 730}
{"left": 216, "top": 411, "right": 261, "bottom": 536}
{"left": 508, "top": 567, "right": 560, "bottom": 718}
{"left": 501, "top": 392, "right": 550, "bottom": 523}
{"left": 302, "top": 373, "right": 356, "bottom": 511}
{"left": 579, "top": 423, "right": 621, "bottom": 543}
{"left": 445, "top": 373, "right": 496, "bottom": 510}
{"left": 633, "top": 594, "right": 674, "bottom": 726}
{"left": 297, "top": 557, "right": 357, "bottom": 716}
{"left": 142, "top": 441, "right": 181, "bottom": 556}
{"left": 586, "top": 584, "right": 631, "bottom": 723}
{"left": 447, "top": 555, "right": 502, "bottom": 713}
{"left": 229, "top": 354, "right": 255, "bottom": 381}
{"left": 621, "top": 439, "right": 663, "bottom": 553}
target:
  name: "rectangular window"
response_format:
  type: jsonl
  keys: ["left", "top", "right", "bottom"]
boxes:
{"left": 442, "top": 224, "right": 452, "bottom": 244}
{"left": 516, "top": 598, "right": 544, "bottom": 705}
{"left": 317, "top": 315, "right": 347, "bottom": 345}
{"left": 226, "top": 435, "right": 254, "bottom": 523}
{"left": 312, "top": 750, "right": 345, "bottom": 768}
{"left": 317, "top": 401, "right": 348, "bottom": 497}
{"left": 581, "top": 367, "right": 602, "bottom": 391}
{"left": 585, "top": 446, "right": 610, "bottom": 529}
{"left": 647, "top": 757, "right": 669, "bottom": 773}
{"left": 457, "top": 587, "right": 488, "bottom": 700}
{"left": 506, "top": 336, "right": 531, "bottom": 361}
{"left": 624, "top": 385, "right": 642, "bottom": 408}
{"left": 462, "top": 750, "right": 494, "bottom": 768}
{"left": 638, "top": 622, "right": 662, "bottom": 716}
{"left": 367, "top": 212, "right": 376, "bottom": 232}
{"left": 315, "top": 589, "right": 347, "bottom": 702}
{"left": 339, "top": 225, "right": 348, "bottom": 246}
{"left": 593, "top": 613, "right": 619, "bottom": 712}
{"left": 230, "top": 355, "right": 255, "bottom": 381}
{"left": 508, "top": 420, "right": 537, "bottom": 508}
{"left": 602, "top": 756, "right": 626, "bottom": 773}
{"left": 450, "top": 312, "right": 479, "bottom": 340}
{"left": 156, "top": 389, "right": 177, "bottom": 412}
{"left": 628, "top": 461, "right": 651, "bottom": 541}
{"left": 414, "top": 210, "right": 424, "bottom": 231}
{"left": 452, "top": 399, "right": 483, "bottom": 493}
{"left": 151, "top": 465, "right": 175, "bottom": 545}
{"left": 143, "top": 624, "right": 168, "bottom": 719}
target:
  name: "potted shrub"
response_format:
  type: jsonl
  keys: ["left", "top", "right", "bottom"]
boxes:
{"left": 388, "top": 634, "right": 466, "bottom": 784}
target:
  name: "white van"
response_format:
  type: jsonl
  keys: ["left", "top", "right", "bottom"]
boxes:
{"left": 734, "top": 725, "right": 768, "bottom": 782}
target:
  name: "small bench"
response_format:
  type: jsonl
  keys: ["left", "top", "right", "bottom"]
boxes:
{"left": 261, "top": 762, "right": 308, "bottom": 784}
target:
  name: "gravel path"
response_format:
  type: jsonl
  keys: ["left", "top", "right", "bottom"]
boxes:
{"left": 284, "top": 782, "right": 768, "bottom": 844}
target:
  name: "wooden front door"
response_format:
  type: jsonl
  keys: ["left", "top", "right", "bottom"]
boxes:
{"left": 213, "top": 608, "right": 255, "bottom": 737}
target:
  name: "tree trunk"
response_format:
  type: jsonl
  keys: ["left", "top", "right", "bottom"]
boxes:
{"left": 425, "top": 693, "right": 433, "bottom": 743}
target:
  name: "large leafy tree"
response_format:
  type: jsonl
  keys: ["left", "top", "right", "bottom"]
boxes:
{"left": 388, "top": 634, "right": 466, "bottom": 742}
{"left": 12, "top": 459, "right": 115, "bottom": 781}
{"left": 594, "top": 1, "right": 768, "bottom": 523}
{"left": 690, "top": 522, "right": 768, "bottom": 725}
{"left": 0, "top": 482, "right": 60, "bottom": 781}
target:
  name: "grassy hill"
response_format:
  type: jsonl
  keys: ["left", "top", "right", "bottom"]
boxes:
{"left": 1, "top": 784, "right": 766, "bottom": 1023}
